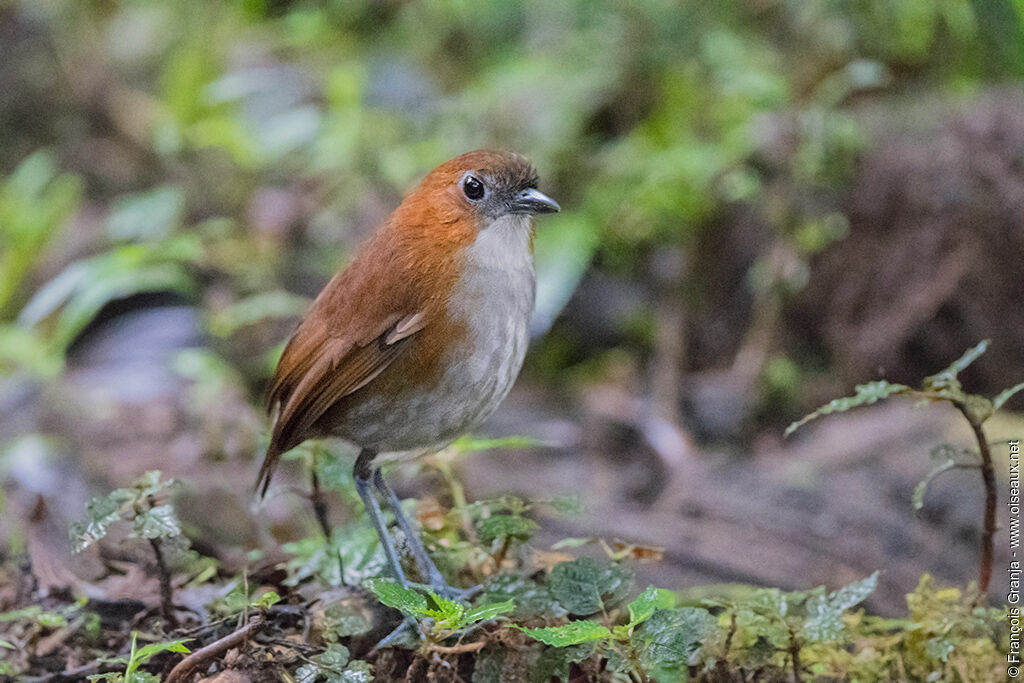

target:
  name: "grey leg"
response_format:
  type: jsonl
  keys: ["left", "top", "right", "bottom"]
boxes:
{"left": 354, "top": 449, "right": 407, "bottom": 586}
{"left": 373, "top": 467, "right": 450, "bottom": 593}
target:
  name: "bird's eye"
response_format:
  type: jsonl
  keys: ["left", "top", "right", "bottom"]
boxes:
{"left": 462, "top": 175, "right": 485, "bottom": 201}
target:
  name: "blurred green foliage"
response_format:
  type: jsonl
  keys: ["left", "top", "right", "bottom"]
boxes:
{"left": 2, "top": 0, "right": 1022, "bottom": 388}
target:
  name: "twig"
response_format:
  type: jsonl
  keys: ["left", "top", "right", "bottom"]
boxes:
{"left": 425, "top": 640, "right": 486, "bottom": 655}
{"left": 164, "top": 616, "right": 265, "bottom": 683}
{"left": 148, "top": 538, "right": 175, "bottom": 626}
{"left": 957, "top": 404, "right": 996, "bottom": 599}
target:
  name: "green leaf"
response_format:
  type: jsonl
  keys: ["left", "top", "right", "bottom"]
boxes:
{"left": 803, "top": 572, "right": 878, "bottom": 642}
{"left": 70, "top": 495, "right": 122, "bottom": 552}
{"left": 627, "top": 585, "right": 677, "bottom": 627}
{"left": 548, "top": 558, "right": 604, "bottom": 616}
{"left": 549, "top": 558, "right": 633, "bottom": 616}
{"left": 464, "top": 600, "right": 515, "bottom": 624}
{"left": 327, "top": 659, "right": 374, "bottom": 683}
{"left": 133, "top": 504, "right": 182, "bottom": 540}
{"left": 132, "top": 638, "right": 191, "bottom": 661}
{"left": 530, "top": 643, "right": 597, "bottom": 683}
{"left": 251, "top": 590, "right": 281, "bottom": 609}
{"left": 421, "top": 591, "right": 467, "bottom": 629}
{"left": 316, "top": 643, "right": 351, "bottom": 671}
{"left": 785, "top": 380, "right": 910, "bottom": 436}
{"left": 993, "top": 382, "right": 1024, "bottom": 412}
{"left": 295, "top": 663, "right": 321, "bottom": 683}
{"left": 476, "top": 514, "right": 538, "bottom": 544}
{"left": 519, "top": 620, "right": 612, "bottom": 646}
{"left": 480, "top": 574, "right": 566, "bottom": 621}
{"left": 634, "top": 607, "right": 716, "bottom": 680}
{"left": 0, "top": 640, "right": 12, "bottom": 649}
{"left": 364, "top": 579, "right": 429, "bottom": 617}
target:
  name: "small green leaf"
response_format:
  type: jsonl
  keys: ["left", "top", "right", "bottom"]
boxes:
{"left": 70, "top": 495, "right": 122, "bottom": 552}
{"left": 549, "top": 558, "right": 633, "bottom": 616}
{"left": 993, "top": 382, "right": 1024, "bottom": 412}
{"left": 634, "top": 607, "right": 716, "bottom": 680}
{"left": 548, "top": 558, "right": 604, "bottom": 616}
{"left": 480, "top": 574, "right": 566, "bottom": 621}
{"left": 421, "top": 591, "right": 466, "bottom": 629}
{"left": 133, "top": 504, "right": 182, "bottom": 539}
{"left": 627, "top": 585, "right": 677, "bottom": 627}
{"left": 0, "top": 640, "right": 13, "bottom": 649}
{"left": 476, "top": 514, "right": 538, "bottom": 544}
{"left": 364, "top": 579, "right": 429, "bottom": 617}
{"left": 803, "top": 572, "right": 878, "bottom": 642}
{"left": 785, "top": 380, "right": 910, "bottom": 436}
{"left": 317, "top": 643, "right": 351, "bottom": 670}
{"left": 519, "top": 620, "right": 612, "bottom": 647}
{"left": 132, "top": 638, "right": 192, "bottom": 662}
{"left": 295, "top": 663, "right": 321, "bottom": 683}
{"left": 251, "top": 590, "right": 281, "bottom": 609}
{"left": 464, "top": 600, "right": 515, "bottom": 624}
{"left": 330, "top": 659, "right": 374, "bottom": 682}
{"left": 531, "top": 643, "right": 597, "bottom": 682}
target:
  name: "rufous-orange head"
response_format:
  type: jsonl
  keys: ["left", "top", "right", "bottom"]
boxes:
{"left": 388, "top": 149, "right": 560, "bottom": 245}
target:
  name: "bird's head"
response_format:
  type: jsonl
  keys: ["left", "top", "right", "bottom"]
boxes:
{"left": 391, "top": 149, "right": 560, "bottom": 244}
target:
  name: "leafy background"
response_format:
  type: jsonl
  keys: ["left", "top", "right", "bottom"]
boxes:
{"left": 0, "top": 0, "right": 1022, "bottom": 680}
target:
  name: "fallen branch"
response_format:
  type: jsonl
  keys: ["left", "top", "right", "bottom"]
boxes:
{"left": 164, "top": 616, "right": 265, "bottom": 683}
{"left": 426, "top": 640, "right": 487, "bottom": 655}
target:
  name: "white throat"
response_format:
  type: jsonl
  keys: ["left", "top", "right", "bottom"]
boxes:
{"left": 465, "top": 213, "right": 534, "bottom": 273}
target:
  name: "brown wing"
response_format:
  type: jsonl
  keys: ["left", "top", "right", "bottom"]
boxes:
{"left": 255, "top": 237, "right": 428, "bottom": 496}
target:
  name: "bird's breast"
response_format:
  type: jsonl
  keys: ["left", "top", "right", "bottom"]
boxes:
{"left": 333, "top": 215, "right": 535, "bottom": 456}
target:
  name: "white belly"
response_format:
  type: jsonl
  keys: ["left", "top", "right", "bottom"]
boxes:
{"left": 342, "top": 214, "right": 535, "bottom": 458}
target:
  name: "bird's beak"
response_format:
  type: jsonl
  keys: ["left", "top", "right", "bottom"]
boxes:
{"left": 511, "top": 188, "right": 560, "bottom": 214}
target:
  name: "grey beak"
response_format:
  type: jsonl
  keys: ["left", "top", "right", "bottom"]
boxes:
{"left": 511, "top": 187, "right": 560, "bottom": 215}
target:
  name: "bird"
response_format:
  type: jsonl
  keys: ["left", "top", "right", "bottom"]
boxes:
{"left": 255, "top": 149, "right": 559, "bottom": 596}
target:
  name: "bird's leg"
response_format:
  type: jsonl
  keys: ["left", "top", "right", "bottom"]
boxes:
{"left": 372, "top": 467, "right": 452, "bottom": 595}
{"left": 354, "top": 449, "right": 407, "bottom": 586}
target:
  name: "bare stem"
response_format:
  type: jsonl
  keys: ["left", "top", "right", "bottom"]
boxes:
{"left": 957, "top": 404, "right": 996, "bottom": 600}
{"left": 148, "top": 537, "right": 175, "bottom": 625}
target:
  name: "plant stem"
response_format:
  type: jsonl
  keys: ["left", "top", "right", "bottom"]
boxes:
{"left": 149, "top": 537, "right": 175, "bottom": 625}
{"left": 957, "top": 404, "right": 996, "bottom": 600}
{"left": 787, "top": 625, "right": 803, "bottom": 683}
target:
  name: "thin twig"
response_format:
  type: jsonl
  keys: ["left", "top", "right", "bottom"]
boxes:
{"left": 148, "top": 538, "right": 175, "bottom": 626}
{"left": 957, "top": 404, "right": 996, "bottom": 599}
{"left": 164, "top": 616, "right": 265, "bottom": 683}
{"left": 426, "top": 640, "right": 486, "bottom": 655}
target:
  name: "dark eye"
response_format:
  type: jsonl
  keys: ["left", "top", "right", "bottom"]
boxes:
{"left": 462, "top": 175, "right": 485, "bottom": 201}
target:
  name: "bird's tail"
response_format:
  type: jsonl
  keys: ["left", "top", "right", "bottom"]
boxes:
{"left": 254, "top": 444, "right": 282, "bottom": 499}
